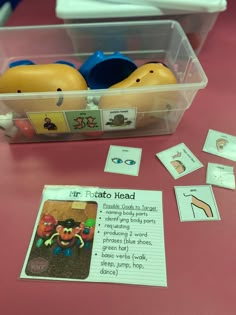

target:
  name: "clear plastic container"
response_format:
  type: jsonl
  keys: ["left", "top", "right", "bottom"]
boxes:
{"left": 0, "top": 21, "right": 208, "bottom": 144}
{"left": 56, "top": 0, "right": 227, "bottom": 53}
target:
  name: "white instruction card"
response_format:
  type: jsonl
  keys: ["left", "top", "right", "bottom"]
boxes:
{"left": 20, "top": 185, "right": 167, "bottom": 287}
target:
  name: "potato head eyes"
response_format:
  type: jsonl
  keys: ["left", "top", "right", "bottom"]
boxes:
{"left": 63, "top": 228, "right": 72, "bottom": 234}
{"left": 43, "top": 222, "right": 53, "bottom": 226}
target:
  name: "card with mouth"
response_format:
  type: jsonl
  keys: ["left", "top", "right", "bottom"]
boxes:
{"left": 156, "top": 143, "right": 203, "bottom": 179}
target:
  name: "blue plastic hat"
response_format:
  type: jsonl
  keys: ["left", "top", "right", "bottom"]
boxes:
{"left": 79, "top": 51, "right": 137, "bottom": 89}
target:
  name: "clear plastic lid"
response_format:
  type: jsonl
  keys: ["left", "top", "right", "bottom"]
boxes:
{"left": 56, "top": 0, "right": 227, "bottom": 19}
{"left": 100, "top": 0, "right": 227, "bottom": 13}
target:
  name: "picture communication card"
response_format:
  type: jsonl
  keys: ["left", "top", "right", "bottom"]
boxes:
{"left": 206, "top": 163, "right": 235, "bottom": 190}
{"left": 174, "top": 185, "right": 221, "bottom": 222}
{"left": 156, "top": 143, "right": 203, "bottom": 179}
{"left": 21, "top": 185, "right": 167, "bottom": 287}
{"left": 104, "top": 145, "right": 142, "bottom": 176}
{"left": 203, "top": 129, "right": 236, "bottom": 161}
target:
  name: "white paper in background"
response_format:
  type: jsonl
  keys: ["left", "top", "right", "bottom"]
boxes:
{"left": 20, "top": 185, "right": 167, "bottom": 287}
{"left": 104, "top": 145, "right": 142, "bottom": 176}
{"left": 203, "top": 129, "right": 236, "bottom": 161}
{"left": 206, "top": 163, "right": 235, "bottom": 190}
{"left": 174, "top": 185, "right": 221, "bottom": 222}
{"left": 156, "top": 143, "right": 203, "bottom": 179}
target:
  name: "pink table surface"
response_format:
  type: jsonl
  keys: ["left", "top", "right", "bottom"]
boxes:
{"left": 1, "top": 1, "right": 236, "bottom": 314}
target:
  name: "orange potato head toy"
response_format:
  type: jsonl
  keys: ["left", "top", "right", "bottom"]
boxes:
{"left": 0, "top": 63, "right": 88, "bottom": 115}
{"left": 99, "top": 63, "right": 177, "bottom": 128}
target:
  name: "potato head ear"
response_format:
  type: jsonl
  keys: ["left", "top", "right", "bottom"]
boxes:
{"left": 56, "top": 225, "right": 63, "bottom": 232}
{"left": 75, "top": 226, "right": 81, "bottom": 233}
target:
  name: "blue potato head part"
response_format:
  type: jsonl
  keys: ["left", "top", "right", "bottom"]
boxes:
{"left": 79, "top": 51, "right": 137, "bottom": 89}
{"left": 79, "top": 51, "right": 105, "bottom": 80}
{"left": 54, "top": 60, "right": 76, "bottom": 68}
{"left": 9, "top": 59, "right": 76, "bottom": 68}
{"left": 9, "top": 59, "right": 35, "bottom": 68}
